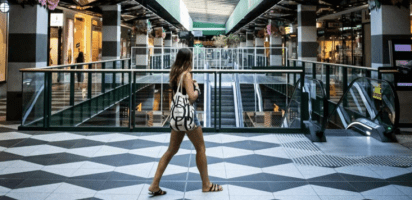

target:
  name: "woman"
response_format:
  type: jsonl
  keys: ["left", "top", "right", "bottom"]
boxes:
{"left": 76, "top": 52, "right": 85, "bottom": 89}
{"left": 149, "top": 48, "right": 223, "bottom": 196}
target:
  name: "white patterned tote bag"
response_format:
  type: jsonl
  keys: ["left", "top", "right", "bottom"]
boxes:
{"left": 170, "top": 73, "right": 196, "bottom": 132}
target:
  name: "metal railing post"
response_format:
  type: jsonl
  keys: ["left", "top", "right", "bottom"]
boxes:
{"left": 301, "top": 65, "right": 305, "bottom": 129}
{"left": 113, "top": 61, "right": 116, "bottom": 90}
{"left": 130, "top": 71, "right": 134, "bottom": 130}
{"left": 122, "top": 60, "right": 125, "bottom": 85}
{"left": 70, "top": 67, "right": 75, "bottom": 106}
{"left": 343, "top": 66, "right": 348, "bottom": 93}
{"left": 214, "top": 72, "right": 217, "bottom": 130}
{"left": 101, "top": 62, "right": 106, "bottom": 93}
{"left": 219, "top": 71, "right": 222, "bottom": 130}
{"left": 312, "top": 63, "right": 316, "bottom": 80}
{"left": 325, "top": 64, "right": 330, "bottom": 100}
{"left": 88, "top": 64, "right": 92, "bottom": 99}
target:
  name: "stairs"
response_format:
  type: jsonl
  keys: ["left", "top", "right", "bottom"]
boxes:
{"left": 135, "top": 85, "right": 155, "bottom": 126}
{"left": 211, "top": 87, "right": 236, "bottom": 128}
{"left": 240, "top": 84, "right": 257, "bottom": 112}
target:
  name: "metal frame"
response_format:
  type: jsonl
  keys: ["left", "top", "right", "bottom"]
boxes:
{"left": 19, "top": 65, "right": 305, "bottom": 133}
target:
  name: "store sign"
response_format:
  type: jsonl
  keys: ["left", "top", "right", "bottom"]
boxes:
{"left": 285, "top": 27, "right": 293, "bottom": 34}
{"left": 50, "top": 13, "right": 63, "bottom": 27}
{"left": 192, "top": 30, "right": 203, "bottom": 37}
{"left": 362, "top": 9, "right": 370, "bottom": 23}
{"left": 373, "top": 84, "right": 382, "bottom": 100}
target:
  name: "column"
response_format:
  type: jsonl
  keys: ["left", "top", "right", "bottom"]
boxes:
{"left": 164, "top": 32, "right": 172, "bottom": 69}
{"left": 270, "top": 21, "right": 283, "bottom": 66}
{"left": 297, "top": 5, "right": 317, "bottom": 61}
{"left": 153, "top": 27, "right": 163, "bottom": 69}
{"left": 8, "top": 4, "right": 48, "bottom": 121}
{"left": 246, "top": 32, "right": 254, "bottom": 68}
{"left": 102, "top": 4, "right": 121, "bottom": 60}
{"left": 172, "top": 34, "right": 179, "bottom": 47}
{"left": 135, "top": 20, "right": 149, "bottom": 69}
{"left": 255, "top": 28, "right": 265, "bottom": 67}
{"left": 371, "top": 5, "right": 410, "bottom": 70}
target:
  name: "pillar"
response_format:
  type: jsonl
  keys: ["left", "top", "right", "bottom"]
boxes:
{"left": 8, "top": 4, "right": 48, "bottom": 121}
{"left": 172, "top": 34, "right": 179, "bottom": 47}
{"left": 246, "top": 32, "right": 254, "bottom": 68}
{"left": 164, "top": 32, "right": 172, "bottom": 68}
{"left": 135, "top": 20, "right": 149, "bottom": 69}
{"left": 153, "top": 27, "right": 163, "bottom": 69}
{"left": 297, "top": 5, "right": 317, "bottom": 61}
{"left": 255, "top": 28, "right": 265, "bottom": 67}
{"left": 371, "top": 5, "right": 411, "bottom": 70}
{"left": 270, "top": 21, "right": 283, "bottom": 66}
{"left": 102, "top": 4, "right": 121, "bottom": 60}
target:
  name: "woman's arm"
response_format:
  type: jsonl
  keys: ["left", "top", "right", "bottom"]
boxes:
{"left": 183, "top": 72, "right": 199, "bottom": 104}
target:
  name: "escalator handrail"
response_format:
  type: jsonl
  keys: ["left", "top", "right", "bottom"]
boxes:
{"left": 305, "top": 77, "right": 329, "bottom": 133}
{"left": 326, "top": 77, "right": 400, "bottom": 132}
{"left": 281, "top": 77, "right": 328, "bottom": 131}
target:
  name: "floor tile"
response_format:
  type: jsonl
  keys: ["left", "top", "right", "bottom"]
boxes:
{"left": 335, "top": 165, "right": 383, "bottom": 179}
{"left": 185, "top": 182, "right": 229, "bottom": 199}
{"left": 53, "top": 183, "right": 97, "bottom": 194}
{"left": 220, "top": 134, "right": 248, "bottom": 143}
{"left": 92, "top": 146, "right": 129, "bottom": 157}
{"left": 114, "top": 162, "right": 155, "bottom": 178}
{"left": 362, "top": 196, "right": 412, "bottom": 200}
{"left": 248, "top": 134, "right": 280, "bottom": 144}
{"left": 274, "top": 196, "right": 321, "bottom": 200}
{"left": 393, "top": 183, "right": 412, "bottom": 196}
{"left": 221, "top": 146, "right": 254, "bottom": 158}
{"left": 318, "top": 196, "right": 364, "bottom": 200}
{"left": 311, "top": 182, "right": 359, "bottom": 196}
{"left": 271, "top": 184, "right": 316, "bottom": 195}
{"left": 227, "top": 183, "right": 272, "bottom": 196}
{"left": 66, "top": 146, "right": 103, "bottom": 158}
{"left": 148, "top": 164, "right": 187, "bottom": 178}
{"left": 5, "top": 192, "right": 51, "bottom": 200}
{"left": 32, "top": 133, "right": 85, "bottom": 142}
{"left": 262, "top": 163, "right": 304, "bottom": 179}
{"left": 45, "top": 193, "right": 95, "bottom": 200}
{"left": 11, "top": 182, "right": 62, "bottom": 193}
{"left": 0, "top": 132, "right": 31, "bottom": 141}
{"left": 230, "top": 195, "right": 273, "bottom": 200}
{"left": 93, "top": 194, "right": 138, "bottom": 200}
{"left": 296, "top": 165, "right": 337, "bottom": 179}
{"left": 354, "top": 184, "right": 403, "bottom": 196}
{"left": 254, "top": 147, "right": 290, "bottom": 159}
{"left": 29, "top": 145, "right": 67, "bottom": 156}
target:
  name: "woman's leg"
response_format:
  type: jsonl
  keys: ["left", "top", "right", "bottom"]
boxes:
{"left": 149, "top": 130, "right": 185, "bottom": 192}
{"left": 186, "top": 127, "right": 222, "bottom": 192}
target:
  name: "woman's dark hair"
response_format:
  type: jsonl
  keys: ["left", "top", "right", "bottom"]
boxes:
{"left": 76, "top": 52, "right": 85, "bottom": 63}
{"left": 170, "top": 48, "right": 193, "bottom": 88}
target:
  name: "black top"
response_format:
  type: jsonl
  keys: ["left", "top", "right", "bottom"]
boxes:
{"left": 173, "top": 86, "right": 187, "bottom": 95}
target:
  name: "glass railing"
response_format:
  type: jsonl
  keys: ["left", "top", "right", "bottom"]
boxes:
{"left": 21, "top": 59, "right": 132, "bottom": 128}
{"left": 328, "top": 77, "right": 399, "bottom": 142}
{"left": 19, "top": 67, "right": 305, "bottom": 132}
{"left": 288, "top": 59, "right": 381, "bottom": 103}
{"left": 281, "top": 77, "right": 328, "bottom": 141}
{"left": 131, "top": 47, "right": 288, "bottom": 70}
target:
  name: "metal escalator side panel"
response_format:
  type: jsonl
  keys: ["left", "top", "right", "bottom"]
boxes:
{"left": 354, "top": 82, "right": 377, "bottom": 119}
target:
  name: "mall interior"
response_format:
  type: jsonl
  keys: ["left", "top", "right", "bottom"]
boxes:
{"left": 0, "top": 0, "right": 412, "bottom": 199}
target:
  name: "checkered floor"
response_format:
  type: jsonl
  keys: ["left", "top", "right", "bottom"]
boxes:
{"left": 0, "top": 126, "right": 411, "bottom": 200}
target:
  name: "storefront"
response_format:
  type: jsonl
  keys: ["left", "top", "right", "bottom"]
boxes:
{"left": 48, "top": 8, "right": 103, "bottom": 66}
{"left": 317, "top": 9, "right": 369, "bottom": 66}
{"left": 0, "top": 12, "right": 8, "bottom": 83}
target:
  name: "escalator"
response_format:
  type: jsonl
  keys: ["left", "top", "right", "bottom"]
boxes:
{"left": 211, "top": 87, "right": 236, "bottom": 128}
{"left": 282, "top": 77, "right": 328, "bottom": 142}
{"left": 282, "top": 77, "right": 399, "bottom": 143}
{"left": 327, "top": 77, "right": 399, "bottom": 142}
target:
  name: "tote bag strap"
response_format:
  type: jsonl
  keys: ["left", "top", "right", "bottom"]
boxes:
{"left": 176, "top": 72, "right": 188, "bottom": 94}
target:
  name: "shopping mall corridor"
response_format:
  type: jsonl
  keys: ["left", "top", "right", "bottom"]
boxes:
{"left": 0, "top": 123, "right": 411, "bottom": 200}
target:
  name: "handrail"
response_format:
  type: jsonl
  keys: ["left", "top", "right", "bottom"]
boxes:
{"left": 20, "top": 69, "right": 304, "bottom": 73}
{"left": 32, "top": 58, "right": 131, "bottom": 69}
{"left": 288, "top": 59, "right": 378, "bottom": 71}
{"left": 327, "top": 77, "right": 400, "bottom": 132}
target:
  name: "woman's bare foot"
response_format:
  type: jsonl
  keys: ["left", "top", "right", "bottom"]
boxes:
{"left": 202, "top": 182, "right": 223, "bottom": 192}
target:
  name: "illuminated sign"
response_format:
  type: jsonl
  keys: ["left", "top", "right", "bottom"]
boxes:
{"left": 394, "top": 44, "right": 412, "bottom": 52}
{"left": 373, "top": 84, "right": 382, "bottom": 100}
{"left": 50, "top": 13, "right": 64, "bottom": 27}
{"left": 285, "top": 27, "right": 293, "bottom": 34}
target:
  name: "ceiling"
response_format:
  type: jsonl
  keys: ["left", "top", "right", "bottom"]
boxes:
{"left": 182, "top": 0, "right": 240, "bottom": 24}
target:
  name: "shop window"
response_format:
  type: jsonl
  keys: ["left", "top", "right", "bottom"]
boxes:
{"left": 0, "top": 13, "right": 7, "bottom": 82}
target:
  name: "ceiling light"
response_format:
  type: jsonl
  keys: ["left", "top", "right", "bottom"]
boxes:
{"left": 0, "top": 1, "right": 9, "bottom": 13}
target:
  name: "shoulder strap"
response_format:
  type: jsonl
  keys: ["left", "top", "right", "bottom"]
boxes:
{"left": 176, "top": 72, "right": 187, "bottom": 93}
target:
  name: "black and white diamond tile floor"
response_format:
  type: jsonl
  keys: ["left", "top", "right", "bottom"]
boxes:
{"left": 0, "top": 129, "right": 411, "bottom": 199}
